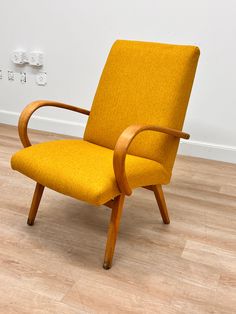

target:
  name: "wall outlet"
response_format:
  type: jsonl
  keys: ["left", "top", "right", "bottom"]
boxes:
{"left": 36, "top": 72, "right": 47, "bottom": 86}
{"left": 11, "top": 50, "right": 27, "bottom": 64}
{"left": 8, "top": 70, "right": 14, "bottom": 81}
{"left": 20, "top": 72, "right": 26, "bottom": 84}
{"left": 29, "top": 51, "right": 43, "bottom": 67}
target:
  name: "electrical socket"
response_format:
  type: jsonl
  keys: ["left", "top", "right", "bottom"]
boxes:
{"left": 36, "top": 72, "right": 47, "bottom": 86}
{"left": 20, "top": 72, "right": 26, "bottom": 84}
{"left": 8, "top": 71, "right": 14, "bottom": 81}
{"left": 11, "top": 50, "right": 27, "bottom": 65}
{"left": 29, "top": 51, "right": 43, "bottom": 67}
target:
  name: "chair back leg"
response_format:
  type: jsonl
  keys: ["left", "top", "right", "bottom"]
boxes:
{"left": 27, "top": 182, "right": 44, "bottom": 226}
{"left": 152, "top": 185, "right": 170, "bottom": 224}
{"left": 103, "top": 194, "right": 125, "bottom": 269}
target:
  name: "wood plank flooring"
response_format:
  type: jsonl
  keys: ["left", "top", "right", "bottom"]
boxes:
{"left": 0, "top": 123, "right": 235, "bottom": 314}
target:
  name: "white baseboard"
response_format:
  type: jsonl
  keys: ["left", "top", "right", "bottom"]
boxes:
{"left": 0, "top": 109, "right": 85, "bottom": 138}
{"left": 179, "top": 139, "right": 236, "bottom": 163}
{"left": 1, "top": 109, "right": 235, "bottom": 163}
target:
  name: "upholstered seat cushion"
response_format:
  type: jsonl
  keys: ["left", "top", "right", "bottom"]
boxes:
{"left": 11, "top": 139, "right": 170, "bottom": 205}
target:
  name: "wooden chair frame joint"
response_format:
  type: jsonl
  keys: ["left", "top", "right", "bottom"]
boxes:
{"left": 113, "top": 124, "right": 190, "bottom": 195}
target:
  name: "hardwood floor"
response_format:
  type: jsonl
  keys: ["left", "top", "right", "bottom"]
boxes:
{"left": 0, "top": 123, "right": 235, "bottom": 314}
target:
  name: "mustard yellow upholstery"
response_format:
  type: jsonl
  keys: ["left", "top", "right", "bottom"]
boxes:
{"left": 11, "top": 40, "right": 200, "bottom": 206}
{"left": 11, "top": 139, "right": 169, "bottom": 205}
{"left": 84, "top": 40, "right": 200, "bottom": 171}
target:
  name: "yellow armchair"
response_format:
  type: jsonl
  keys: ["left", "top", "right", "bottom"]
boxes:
{"left": 11, "top": 40, "right": 200, "bottom": 269}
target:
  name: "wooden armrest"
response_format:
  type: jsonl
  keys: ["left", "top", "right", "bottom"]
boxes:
{"left": 113, "top": 124, "right": 190, "bottom": 195}
{"left": 18, "top": 100, "right": 90, "bottom": 147}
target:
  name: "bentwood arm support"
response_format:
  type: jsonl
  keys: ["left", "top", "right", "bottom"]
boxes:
{"left": 113, "top": 124, "right": 190, "bottom": 195}
{"left": 18, "top": 100, "right": 90, "bottom": 148}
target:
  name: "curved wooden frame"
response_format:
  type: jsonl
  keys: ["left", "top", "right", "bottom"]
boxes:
{"left": 18, "top": 100, "right": 90, "bottom": 148}
{"left": 113, "top": 124, "right": 190, "bottom": 195}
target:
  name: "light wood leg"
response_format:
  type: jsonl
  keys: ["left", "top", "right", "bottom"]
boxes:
{"left": 152, "top": 185, "right": 170, "bottom": 224}
{"left": 103, "top": 194, "right": 125, "bottom": 270}
{"left": 27, "top": 183, "right": 44, "bottom": 226}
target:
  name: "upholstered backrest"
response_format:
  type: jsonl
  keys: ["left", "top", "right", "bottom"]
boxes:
{"left": 84, "top": 40, "right": 200, "bottom": 171}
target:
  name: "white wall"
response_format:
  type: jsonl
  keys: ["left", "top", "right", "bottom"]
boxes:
{"left": 0, "top": 0, "right": 235, "bottom": 163}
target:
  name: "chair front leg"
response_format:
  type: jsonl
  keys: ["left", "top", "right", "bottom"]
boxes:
{"left": 152, "top": 185, "right": 170, "bottom": 224}
{"left": 103, "top": 194, "right": 125, "bottom": 269}
{"left": 27, "top": 182, "right": 45, "bottom": 226}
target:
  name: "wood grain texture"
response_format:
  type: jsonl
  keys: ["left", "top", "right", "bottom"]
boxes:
{"left": 27, "top": 182, "right": 44, "bottom": 226}
{"left": 152, "top": 185, "right": 170, "bottom": 224}
{"left": 18, "top": 100, "right": 90, "bottom": 148}
{"left": 1, "top": 123, "right": 236, "bottom": 313}
{"left": 103, "top": 194, "right": 125, "bottom": 269}
{"left": 113, "top": 124, "right": 190, "bottom": 195}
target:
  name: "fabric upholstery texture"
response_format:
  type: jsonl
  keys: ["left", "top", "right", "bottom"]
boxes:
{"left": 11, "top": 139, "right": 170, "bottom": 206}
{"left": 84, "top": 40, "right": 200, "bottom": 171}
